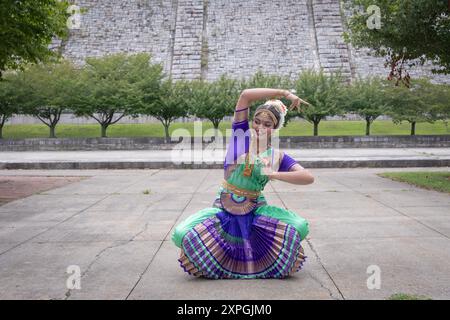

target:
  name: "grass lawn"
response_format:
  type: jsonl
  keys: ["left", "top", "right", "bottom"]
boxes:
{"left": 2, "top": 120, "right": 449, "bottom": 139}
{"left": 378, "top": 172, "right": 450, "bottom": 194}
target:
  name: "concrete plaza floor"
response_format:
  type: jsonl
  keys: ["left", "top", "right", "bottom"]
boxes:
{"left": 0, "top": 167, "right": 449, "bottom": 300}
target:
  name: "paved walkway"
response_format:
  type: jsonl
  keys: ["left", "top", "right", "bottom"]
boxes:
{"left": 0, "top": 167, "right": 449, "bottom": 300}
{"left": 1, "top": 148, "right": 450, "bottom": 169}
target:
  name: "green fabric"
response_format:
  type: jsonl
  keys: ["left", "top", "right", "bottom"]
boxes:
{"left": 171, "top": 204, "right": 310, "bottom": 248}
{"left": 226, "top": 147, "right": 272, "bottom": 192}
{"left": 171, "top": 207, "right": 222, "bottom": 248}
{"left": 172, "top": 147, "right": 309, "bottom": 248}
{"left": 255, "top": 205, "right": 310, "bottom": 240}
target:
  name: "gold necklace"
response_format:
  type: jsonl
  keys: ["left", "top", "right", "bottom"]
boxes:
{"left": 243, "top": 131, "right": 272, "bottom": 177}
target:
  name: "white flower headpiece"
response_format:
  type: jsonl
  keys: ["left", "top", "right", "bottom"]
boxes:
{"left": 262, "top": 99, "right": 288, "bottom": 129}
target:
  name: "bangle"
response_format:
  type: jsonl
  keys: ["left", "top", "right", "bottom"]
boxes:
{"left": 235, "top": 107, "right": 249, "bottom": 112}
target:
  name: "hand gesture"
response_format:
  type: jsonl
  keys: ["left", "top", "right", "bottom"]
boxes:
{"left": 286, "top": 91, "right": 311, "bottom": 112}
{"left": 260, "top": 157, "right": 276, "bottom": 180}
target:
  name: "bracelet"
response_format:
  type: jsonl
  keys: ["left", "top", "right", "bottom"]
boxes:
{"left": 235, "top": 107, "right": 249, "bottom": 112}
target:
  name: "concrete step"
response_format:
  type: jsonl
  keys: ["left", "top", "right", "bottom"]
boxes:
{"left": 1, "top": 148, "right": 449, "bottom": 169}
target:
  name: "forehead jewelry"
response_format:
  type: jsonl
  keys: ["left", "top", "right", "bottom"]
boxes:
{"left": 255, "top": 110, "right": 278, "bottom": 127}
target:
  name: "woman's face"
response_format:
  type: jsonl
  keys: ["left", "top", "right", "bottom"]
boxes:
{"left": 252, "top": 112, "right": 275, "bottom": 139}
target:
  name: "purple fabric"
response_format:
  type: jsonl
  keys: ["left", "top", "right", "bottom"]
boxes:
{"left": 181, "top": 215, "right": 304, "bottom": 277}
{"left": 224, "top": 120, "right": 250, "bottom": 169}
{"left": 278, "top": 153, "right": 302, "bottom": 172}
{"left": 224, "top": 120, "right": 302, "bottom": 172}
{"left": 216, "top": 210, "right": 257, "bottom": 240}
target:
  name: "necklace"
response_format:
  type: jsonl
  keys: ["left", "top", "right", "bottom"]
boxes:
{"left": 243, "top": 131, "right": 272, "bottom": 177}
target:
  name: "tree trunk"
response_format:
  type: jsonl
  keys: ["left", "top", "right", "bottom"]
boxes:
{"left": 213, "top": 122, "right": 220, "bottom": 143}
{"left": 365, "top": 119, "right": 371, "bottom": 136}
{"left": 164, "top": 124, "right": 170, "bottom": 143}
{"left": 101, "top": 124, "right": 108, "bottom": 138}
{"left": 410, "top": 121, "right": 416, "bottom": 135}
{"left": 49, "top": 125, "right": 56, "bottom": 138}
{"left": 0, "top": 115, "right": 5, "bottom": 139}
{"left": 313, "top": 121, "right": 319, "bottom": 136}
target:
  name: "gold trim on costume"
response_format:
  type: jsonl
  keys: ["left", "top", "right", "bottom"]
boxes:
{"left": 222, "top": 180, "right": 260, "bottom": 198}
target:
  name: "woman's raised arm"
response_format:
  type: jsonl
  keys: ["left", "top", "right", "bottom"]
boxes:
{"left": 233, "top": 88, "right": 289, "bottom": 123}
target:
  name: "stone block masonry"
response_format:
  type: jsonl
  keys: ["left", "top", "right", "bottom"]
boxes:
{"left": 171, "top": 0, "right": 204, "bottom": 80}
{"left": 311, "top": 0, "right": 352, "bottom": 79}
{"left": 54, "top": 0, "right": 449, "bottom": 84}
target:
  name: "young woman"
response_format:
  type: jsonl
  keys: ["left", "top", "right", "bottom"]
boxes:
{"left": 172, "top": 88, "right": 314, "bottom": 279}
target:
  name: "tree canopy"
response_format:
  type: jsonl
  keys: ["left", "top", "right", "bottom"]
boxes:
{"left": 73, "top": 53, "right": 163, "bottom": 137}
{"left": 292, "top": 69, "right": 345, "bottom": 136}
{"left": 344, "top": 0, "right": 450, "bottom": 86}
{"left": 0, "top": 0, "right": 71, "bottom": 78}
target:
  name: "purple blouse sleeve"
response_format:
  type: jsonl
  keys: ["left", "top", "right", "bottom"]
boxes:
{"left": 224, "top": 120, "right": 250, "bottom": 169}
{"left": 278, "top": 153, "right": 303, "bottom": 172}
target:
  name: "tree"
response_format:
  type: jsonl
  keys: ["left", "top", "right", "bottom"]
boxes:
{"left": 343, "top": 77, "right": 391, "bottom": 135}
{"left": 385, "top": 78, "right": 444, "bottom": 135}
{"left": 343, "top": 0, "right": 450, "bottom": 87}
{"left": 189, "top": 74, "right": 240, "bottom": 137}
{"left": 14, "top": 60, "right": 79, "bottom": 138}
{"left": 292, "top": 69, "right": 345, "bottom": 136}
{"left": 0, "top": 0, "right": 71, "bottom": 78}
{"left": 141, "top": 78, "right": 190, "bottom": 143}
{"left": 74, "top": 53, "right": 162, "bottom": 137}
{"left": 429, "top": 83, "right": 450, "bottom": 125}
{"left": 0, "top": 74, "right": 21, "bottom": 139}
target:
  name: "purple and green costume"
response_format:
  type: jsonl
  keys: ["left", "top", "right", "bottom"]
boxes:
{"left": 171, "top": 120, "right": 309, "bottom": 279}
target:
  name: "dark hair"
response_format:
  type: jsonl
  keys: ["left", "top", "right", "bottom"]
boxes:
{"left": 254, "top": 104, "right": 281, "bottom": 127}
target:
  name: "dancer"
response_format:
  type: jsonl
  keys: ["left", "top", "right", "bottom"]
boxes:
{"left": 172, "top": 88, "right": 314, "bottom": 279}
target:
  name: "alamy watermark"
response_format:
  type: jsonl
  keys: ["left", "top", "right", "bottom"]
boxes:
{"left": 67, "top": 5, "right": 82, "bottom": 29}
{"left": 366, "top": 5, "right": 381, "bottom": 30}
{"left": 66, "top": 265, "right": 81, "bottom": 290}
{"left": 366, "top": 264, "right": 381, "bottom": 290}
{"left": 170, "top": 121, "right": 281, "bottom": 167}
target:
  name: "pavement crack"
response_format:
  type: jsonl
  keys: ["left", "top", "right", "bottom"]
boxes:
{"left": 0, "top": 171, "right": 161, "bottom": 258}
{"left": 64, "top": 240, "right": 128, "bottom": 300}
{"left": 329, "top": 174, "right": 450, "bottom": 241}
{"left": 305, "top": 269, "right": 338, "bottom": 300}
{"left": 64, "top": 171, "right": 163, "bottom": 299}
{"left": 63, "top": 219, "right": 153, "bottom": 300}
{"left": 125, "top": 170, "right": 211, "bottom": 300}
{"left": 271, "top": 183, "right": 346, "bottom": 300}
{"left": 306, "top": 239, "right": 345, "bottom": 300}
{"left": 0, "top": 195, "right": 111, "bottom": 257}
{"left": 130, "top": 221, "right": 151, "bottom": 241}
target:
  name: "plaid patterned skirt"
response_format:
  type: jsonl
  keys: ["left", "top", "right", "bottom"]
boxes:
{"left": 175, "top": 204, "right": 309, "bottom": 279}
